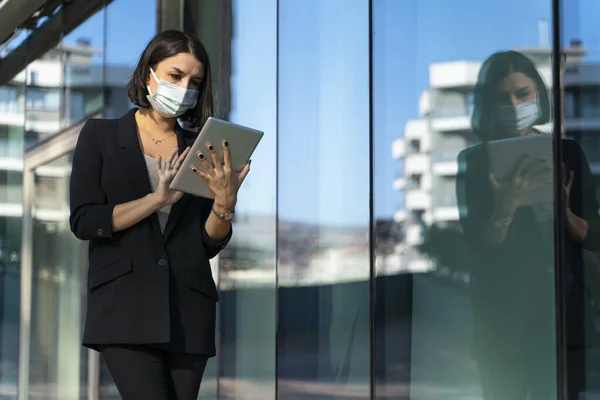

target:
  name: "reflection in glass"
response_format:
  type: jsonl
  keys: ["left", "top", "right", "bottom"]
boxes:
{"left": 0, "top": 74, "right": 24, "bottom": 399}
{"left": 277, "top": 0, "right": 370, "bottom": 398}
{"left": 19, "top": 7, "right": 106, "bottom": 399}
{"left": 104, "top": 0, "right": 156, "bottom": 120}
{"left": 373, "top": 1, "right": 561, "bottom": 399}
{"left": 457, "top": 50, "right": 559, "bottom": 400}
{"left": 28, "top": 152, "right": 89, "bottom": 399}
{"left": 564, "top": 11, "right": 600, "bottom": 397}
{"left": 25, "top": 10, "right": 105, "bottom": 149}
{"left": 0, "top": 57, "right": 26, "bottom": 398}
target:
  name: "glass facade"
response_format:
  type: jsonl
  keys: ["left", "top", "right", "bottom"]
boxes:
{"left": 28, "top": 152, "right": 87, "bottom": 399}
{"left": 0, "top": 1, "right": 156, "bottom": 398}
{"left": 373, "top": 1, "right": 558, "bottom": 397}
{"left": 1, "top": 0, "right": 600, "bottom": 399}
{"left": 276, "top": 1, "right": 371, "bottom": 397}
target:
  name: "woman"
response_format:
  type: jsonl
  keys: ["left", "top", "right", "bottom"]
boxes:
{"left": 69, "top": 30, "right": 250, "bottom": 399}
{"left": 457, "top": 50, "right": 600, "bottom": 399}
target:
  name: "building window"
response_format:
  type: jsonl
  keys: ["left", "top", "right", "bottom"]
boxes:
{"left": 0, "top": 87, "right": 19, "bottom": 114}
{"left": 26, "top": 89, "right": 60, "bottom": 111}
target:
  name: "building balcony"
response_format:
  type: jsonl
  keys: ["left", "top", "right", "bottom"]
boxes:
{"left": 25, "top": 116, "right": 61, "bottom": 134}
{"left": 432, "top": 206, "right": 460, "bottom": 222}
{"left": 0, "top": 203, "right": 69, "bottom": 221}
{"left": 0, "top": 111, "right": 25, "bottom": 126}
{"left": 392, "top": 177, "right": 406, "bottom": 190}
{"left": 23, "top": 60, "right": 62, "bottom": 87}
{"left": 407, "top": 257, "right": 434, "bottom": 273}
{"left": 405, "top": 190, "right": 430, "bottom": 210}
{"left": 32, "top": 208, "right": 70, "bottom": 221}
{"left": 433, "top": 191, "right": 458, "bottom": 207}
{"left": 432, "top": 151, "right": 460, "bottom": 176}
{"left": 392, "top": 138, "right": 405, "bottom": 159}
{"left": 393, "top": 209, "right": 406, "bottom": 222}
{"left": 565, "top": 117, "right": 600, "bottom": 131}
{"left": 404, "top": 153, "right": 429, "bottom": 175}
{"left": 35, "top": 165, "right": 71, "bottom": 178}
{"left": 406, "top": 224, "right": 424, "bottom": 246}
{"left": 404, "top": 119, "right": 428, "bottom": 139}
{"left": 65, "top": 65, "right": 104, "bottom": 88}
{"left": 3, "top": 196, "right": 66, "bottom": 220}
{"left": 0, "top": 156, "right": 71, "bottom": 173}
{"left": 430, "top": 115, "right": 471, "bottom": 132}
{"left": 0, "top": 203, "right": 22, "bottom": 217}
{"left": 429, "top": 61, "right": 481, "bottom": 89}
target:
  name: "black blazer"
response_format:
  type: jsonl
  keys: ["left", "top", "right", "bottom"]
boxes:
{"left": 69, "top": 108, "right": 231, "bottom": 356}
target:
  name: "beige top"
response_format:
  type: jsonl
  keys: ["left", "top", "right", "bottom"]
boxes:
{"left": 143, "top": 154, "right": 171, "bottom": 233}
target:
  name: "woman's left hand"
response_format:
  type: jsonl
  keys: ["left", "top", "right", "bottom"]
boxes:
{"left": 191, "top": 140, "right": 251, "bottom": 212}
{"left": 562, "top": 163, "right": 590, "bottom": 242}
{"left": 562, "top": 163, "right": 574, "bottom": 214}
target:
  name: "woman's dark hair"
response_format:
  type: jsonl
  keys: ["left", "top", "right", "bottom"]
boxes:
{"left": 471, "top": 50, "right": 551, "bottom": 141}
{"left": 127, "top": 29, "right": 213, "bottom": 130}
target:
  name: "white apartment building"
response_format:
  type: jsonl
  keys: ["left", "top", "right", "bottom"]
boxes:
{"left": 0, "top": 39, "right": 130, "bottom": 261}
{"left": 393, "top": 43, "right": 598, "bottom": 272}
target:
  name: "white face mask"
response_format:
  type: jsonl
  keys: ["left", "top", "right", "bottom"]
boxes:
{"left": 496, "top": 98, "right": 541, "bottom": 132}
{"left": 146, "top": 68, "right": 199, "bottom": 118}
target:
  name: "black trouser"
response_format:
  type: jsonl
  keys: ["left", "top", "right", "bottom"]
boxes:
{"left": 99, "top": 344, "right": 209, "bottom": 400}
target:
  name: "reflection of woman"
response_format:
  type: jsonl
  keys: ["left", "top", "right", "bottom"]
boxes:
{"left": 457, "top": 51, "right": 600, "bottom": 399}
{"left": 69, "top": 30, "right": 250, "bottom": 399}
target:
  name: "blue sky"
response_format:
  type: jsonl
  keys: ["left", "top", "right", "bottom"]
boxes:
{"left": 64, "top": 0, "right": 600, "bottom": 226}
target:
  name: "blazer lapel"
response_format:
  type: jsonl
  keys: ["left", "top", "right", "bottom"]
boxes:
{"left": 163, "top": 125, "right": 193, "bottom": 241}
{"left": 117, "top": 108, "right": 154, "bottom": 199}
{"left": 117, "top": 108, "right": 161, "bottom": 234}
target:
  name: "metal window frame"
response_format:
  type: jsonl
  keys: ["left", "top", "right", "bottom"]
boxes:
{"left": 0, "top": 0, "right": 110, "bottom": 87}
{"left": 17, "top": 110, "right": 103, "bottom": 400}
{"left": 552, "top": 0, "right": 568, "bottom": 398}
{"left": 157, "top": 0, "right": 184, "bottom": 32}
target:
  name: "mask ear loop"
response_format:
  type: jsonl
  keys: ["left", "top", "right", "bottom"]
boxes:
{"left": 147, "top": 68, "right": 161, "bottom": 96}
{"left": 536, "top": 92, "right": 542, "bottom": 127}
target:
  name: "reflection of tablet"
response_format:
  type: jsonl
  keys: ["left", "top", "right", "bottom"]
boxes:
{"left": 170, "top": 117, "right": 263, "bottom": 198}
{"left": 487, "top": 134, "right": 553, "bottom": 206}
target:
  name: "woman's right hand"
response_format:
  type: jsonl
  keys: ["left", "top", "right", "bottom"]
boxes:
{"left": 489, "top": 154, "right": 551, "bottom": 208}
{"left": 154, "top": 146, "right": 191, "bottom": 206}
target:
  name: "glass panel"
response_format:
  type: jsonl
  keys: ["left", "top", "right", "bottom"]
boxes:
{"left": 216, "top": 0, "right": 277, "bottom": 398}
{"left": 373, "top": 1, "right": 558, "bottom": 399}
{"left": 25, "top": 9, "right": 105, "bottom": 149}
{"left": 28, "top": 152, "right": 89, "bottom": 399}
{"left": 185, "top": 0, "right": 278, "bottom": 398}
{"left": 61, "top": 12, "right": 105, "bottom": 128}
{"left": 180, "top": 0, "right": 277, "bottom": 397}
{"left": 99, "top": 0, "right": 156, "bottom": 397}
{"left": 24, "top": 7, "right": 106, "bottom": 399}
{"left": 103, "top": 0, "right": 156, "bottom": 121}
{"left": 562, "top": 5, "right": 600, "bottom": 398}
{"left": 181, "top": 1, "right": 225, "bottom": 397}
{"left": 0, "top": 73, "right": 26, "bottom": 400}
{"left": 277, "top": 0, "right": 370, "bottom": 398}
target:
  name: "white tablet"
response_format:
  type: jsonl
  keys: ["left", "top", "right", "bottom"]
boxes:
{"left": 170, "top": 117, "right": 263, "bottom": 198}
{"left": 486, "top": 134, "right": 554, "bottom": 206}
